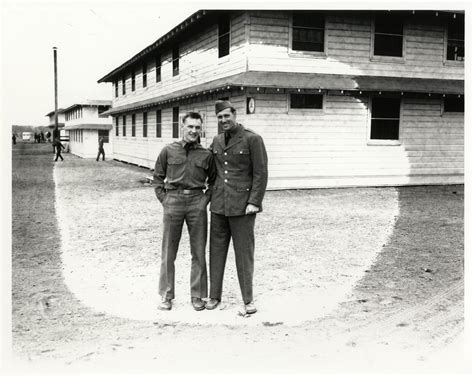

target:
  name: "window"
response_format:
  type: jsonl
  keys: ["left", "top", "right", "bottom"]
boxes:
{"left": 98, "top": 105, "right": 109, "bottom": 115}
{"left": 172, "top": 107, "right": 179, "bottom": 138}
{"left": 156, "top": 55, "right": 161, "bottom": 82}
{"left": 98, "top": 129, "right": 109, "bottom": 143}
{"left": 142, "top": 64, "right": 147, "bottom": 87}
{"left": 218, "top": 13, "right": 230, "bottom": 58}
{"left": 156, "top": 109, "right": 162, "bottom": 137}
{"left": 290, "top": 94, "right": 323, "bottom": 109}
{"left": 143, "top": 112, "right": 148, "bottom": 137}
{"left": 444, "top": 97, "right": 464, "bottom": 113}
{"left": 115, "top": 80, "right": 118, "bottom": 97}
{"left": 122, "top": 76, "right": 126, "bottom": 95}
{"left": 446, "top": 18, "right": 464, "bottom": 61}
{"left": 132, "top": 114, "right": 136, "bottom": 137}
{"left": 373, "top": 14, "right": 404, "bottom": 57}
{"left": 122, "top": 115, "right": 126, "bottom": 136}
{"left": 131, "top": 71, "right": 136, "bottom": 91}
{"left": 370, "top": 97, "right": 400, "bottom": 140}
{"left": 172, "top": 46, "right": 179, "bottom": 76}
{"left": 292, "top": 11, "right": 325, "bottom": 52}
{"left": 115, "top": 117, "right": 119, "bottom": 136}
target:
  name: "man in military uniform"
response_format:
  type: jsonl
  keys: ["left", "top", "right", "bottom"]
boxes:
{"left": 205, "top": 100, "right": 268, "bottom": 314}
{"left": 153, "top": 112, "right": 215, "bottom": 311}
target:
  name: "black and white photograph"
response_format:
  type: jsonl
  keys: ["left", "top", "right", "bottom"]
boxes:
{"left": 2, "top": 0, "right": 471, "bottom": 374}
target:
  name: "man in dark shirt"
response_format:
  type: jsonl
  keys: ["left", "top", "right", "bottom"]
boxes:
{"left": 206, "top": 100, "right": 268, "bottom": 315}
{"left": 53, "top": 138, "right": 65, "bottom": 162}
{"left": 96, "top": 136, "right": 105, "bottom": 161}
{"left": 153, "top": 111, "right": 215, "bottom": 311}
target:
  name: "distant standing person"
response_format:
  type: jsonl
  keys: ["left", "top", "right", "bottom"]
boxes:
{"left": 53, "top": 138, "right": 65, "bottom": 162}
{"left": 205, "top": 100, "right": 268, "bottom": 315}
{"left": 96, "top": 136, "right": 105, "bottom": 161}
{"left": 12, "top": 134, "right": 16, "bottom": 145}
{"left": 40, "top": 131, "right": 45, "bottom": 142}
{"left": 153, "top": 111, "right": 216, "bottom": 311}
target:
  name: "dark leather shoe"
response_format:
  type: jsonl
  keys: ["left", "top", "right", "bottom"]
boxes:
{"left": 245, "top": 301, "right": 257, "bottom": 314}
{"left": 205, "top": 298, "right": 221, "bottom": 310}
{"left": 191, "top": 297, "right": 205, "bottom": 311}
{"left": 159, "top": 298, "right": 172, "bottom": 311}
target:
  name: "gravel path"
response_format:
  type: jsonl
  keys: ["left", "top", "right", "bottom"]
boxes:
{"left": 10, "top": 143, "right": 466, "bottom": 373}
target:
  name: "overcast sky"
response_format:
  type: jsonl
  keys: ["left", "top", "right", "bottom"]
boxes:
{"left": 1, "top": 0, "right": 469, "bottom": 127}
{"left": 1, "top": 0, "right": 199, "bottom": 127}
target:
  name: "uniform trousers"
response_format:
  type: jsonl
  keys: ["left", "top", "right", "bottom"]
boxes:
{"left": 96, "top": 148, "right": 105, "bottom": 161}
{"left": 209, "top": 212, "right": 256, "bottom": 304}
{"left": 159, "top": 190, "right": 208, "bottom": 300}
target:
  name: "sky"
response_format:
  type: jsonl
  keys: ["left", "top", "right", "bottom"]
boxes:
{"left": 1, "top": 0, "right": 200, "bottom": 127}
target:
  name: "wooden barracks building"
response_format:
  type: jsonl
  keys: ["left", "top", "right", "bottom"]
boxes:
{"left": 98, "top": 10, "right": 464, "bottom": 189}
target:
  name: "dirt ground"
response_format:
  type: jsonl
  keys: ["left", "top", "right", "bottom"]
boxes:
{"left": 9, "top": 142, "right": 467, "bottom": 374}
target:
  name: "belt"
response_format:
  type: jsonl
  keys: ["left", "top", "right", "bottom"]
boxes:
{"left": 167, "top": 188, "right": 203, "bottom": 195}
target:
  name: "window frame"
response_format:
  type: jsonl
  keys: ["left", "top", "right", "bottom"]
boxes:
{"left": 142, "top": 64, "right": 147, "bottom": 88}
{"left": 155, "top": 54, "right": 162, "bottom": 83}
{"left": 122, "top": 115, "right": 127, "bottom": 137}
{"left": 444, "top": 22, "right": 464, "bottom": 65}
{"left": 370, "top": 15, "right": 406, "bottom": 63}
{"left": 367, "top": 96, "right": 403, "bottom": 146}
{"left": 122, "top": 76, "right": 126, "bottom": 95}
{"left": 114, "top": 80, "right": 118, "bottom": 98}
{"left": 131, "top": 113, "right": 136, "bottom": 137}
{"left": 442, "top": 96, "right": 464, "bottom": 115}
{"left": 172, "top": 107, "right": 179, "bottom": 138}
{"left": 115, "top": 117, "right": 119, "bottom": 136}
{"left": 156, "top": 109, "right": 162, "bottom": 138}
{"left": 131, "top": 70, "right": 136, "bottom": 92}
{"left": 287, "top": 92, "right": 325, "bottom": 113}
{"left": 289, "top": 12, "right": 327, "bottom": 58}
{"left": 218, "top": 13, "right": 231, "bottom": 58}
{"left": 98, "top": 129, "right": 109, "bottom": 143}
{"left": 143, "top": 112, "right": 148, "bottom": 137}
{"left": 172, "top": 46, "right": 179, "bottom": 77}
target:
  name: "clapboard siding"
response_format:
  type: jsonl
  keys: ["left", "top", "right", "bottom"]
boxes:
{"left": 113, "top": 12, "right": 248, "bottom": 108}
{"left": 248, "top": 11, "right": 464, "bottom": 80}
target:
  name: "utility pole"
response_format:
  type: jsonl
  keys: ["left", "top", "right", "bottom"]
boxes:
{"left": 53, "top": 47, "right": 59, "bottom": 141}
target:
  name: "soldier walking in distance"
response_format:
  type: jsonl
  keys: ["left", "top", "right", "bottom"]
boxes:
{"left": 53, "top": 138, "right": 65, "bottom": 162}
{"left": 96, "top": 136, "right": 105, "bottom": 161}
{"left": 153, "top": 112, "right": 216, "bottom": 311}
{"left": 205, "top": 100, "right": 268, "bottom": 314}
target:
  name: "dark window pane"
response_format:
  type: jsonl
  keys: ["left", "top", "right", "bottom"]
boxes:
{"left": 98, "top": 129, "right": 109, "bottom": 143}
{"left": 218, "top": 14, "right": 230, "bottom": 58}
{"left": 218, "top": 36, "right": 230, "bottom": 57}
{"left": 447, "top": 18, "right": 464, "bottom": 61}
{"left": 122, "top": 116, "right": 126, "bottom": 136}
{"left": 156, "top": 55, "right": 161, "bottom": 82}
{"left": 293, "top": 12, "right": 324, "bottom": 28}
{"left": 444, "top": 97, "right": 464, "bottom": 112}
{"left": 290, "top": 94, "right": 323, "bottom": 109}
{"left": 374, "top": 34, "right": 403, "bottom": 57}
{"left": 292, "top": 12, "right": 325, "bottom": 52}
{"left": 132, "top": 114, "right": 136, "bottom": 137}
{"left": 131, "top": 71, "right": 135, "bottom": 91}
{"left": 172, "top": 47, "right": 179, "bottom": 76}
{"left": 115, "top": 117, "right": 119, "bottom": 136}
{"left": 371, "top": 98, "right": 400, "bottom": 140}
{"left": 143, "top": 112, "right": 148, "bottom": 137}
{"left": 172, "top": 107, "right": 179, "bottom": 138}
{"left": 375, "top": 15, "right": 403, "bottom": 35}
{"left": 142, "top": 65, "right": 147, "bottom": 87}
{"left": 370, "top": 120, "right": 399, "bottom": 140}
{"left": 156, "top": 110, "right": 162, "bottom": 138}
{"left": 371, "top": 97, "right": 400, "bottom": 118}
{"left": 122, "top": 77, "right": 126, "bottom": 95}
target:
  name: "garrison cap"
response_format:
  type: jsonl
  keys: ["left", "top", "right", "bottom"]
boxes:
{"left": 215, "top": 100, "right": 235, "bottom": 114}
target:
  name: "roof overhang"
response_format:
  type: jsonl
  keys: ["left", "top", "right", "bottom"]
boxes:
{"left": 102, "top": 71, "right": 464, "bottom": 116}
{"left": 64, "top": 124, "right": 113, "bottom": 131}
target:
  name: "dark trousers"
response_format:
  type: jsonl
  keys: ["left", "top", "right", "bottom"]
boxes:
{"left": 159, "top": 191, "right": 208, "bottom": 300}
{"left": 209, "top": 212, "right": 256, "bottom": 304}
{"left": 54, "top": 149, "right": 63, "bottom": 161}
{"left": 96, "top": 149, "right": 105, "bottom": 161}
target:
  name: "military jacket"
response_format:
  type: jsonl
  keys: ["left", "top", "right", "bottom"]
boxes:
{"left": 209, "top": 124, "right": 268, "bottom": 216}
